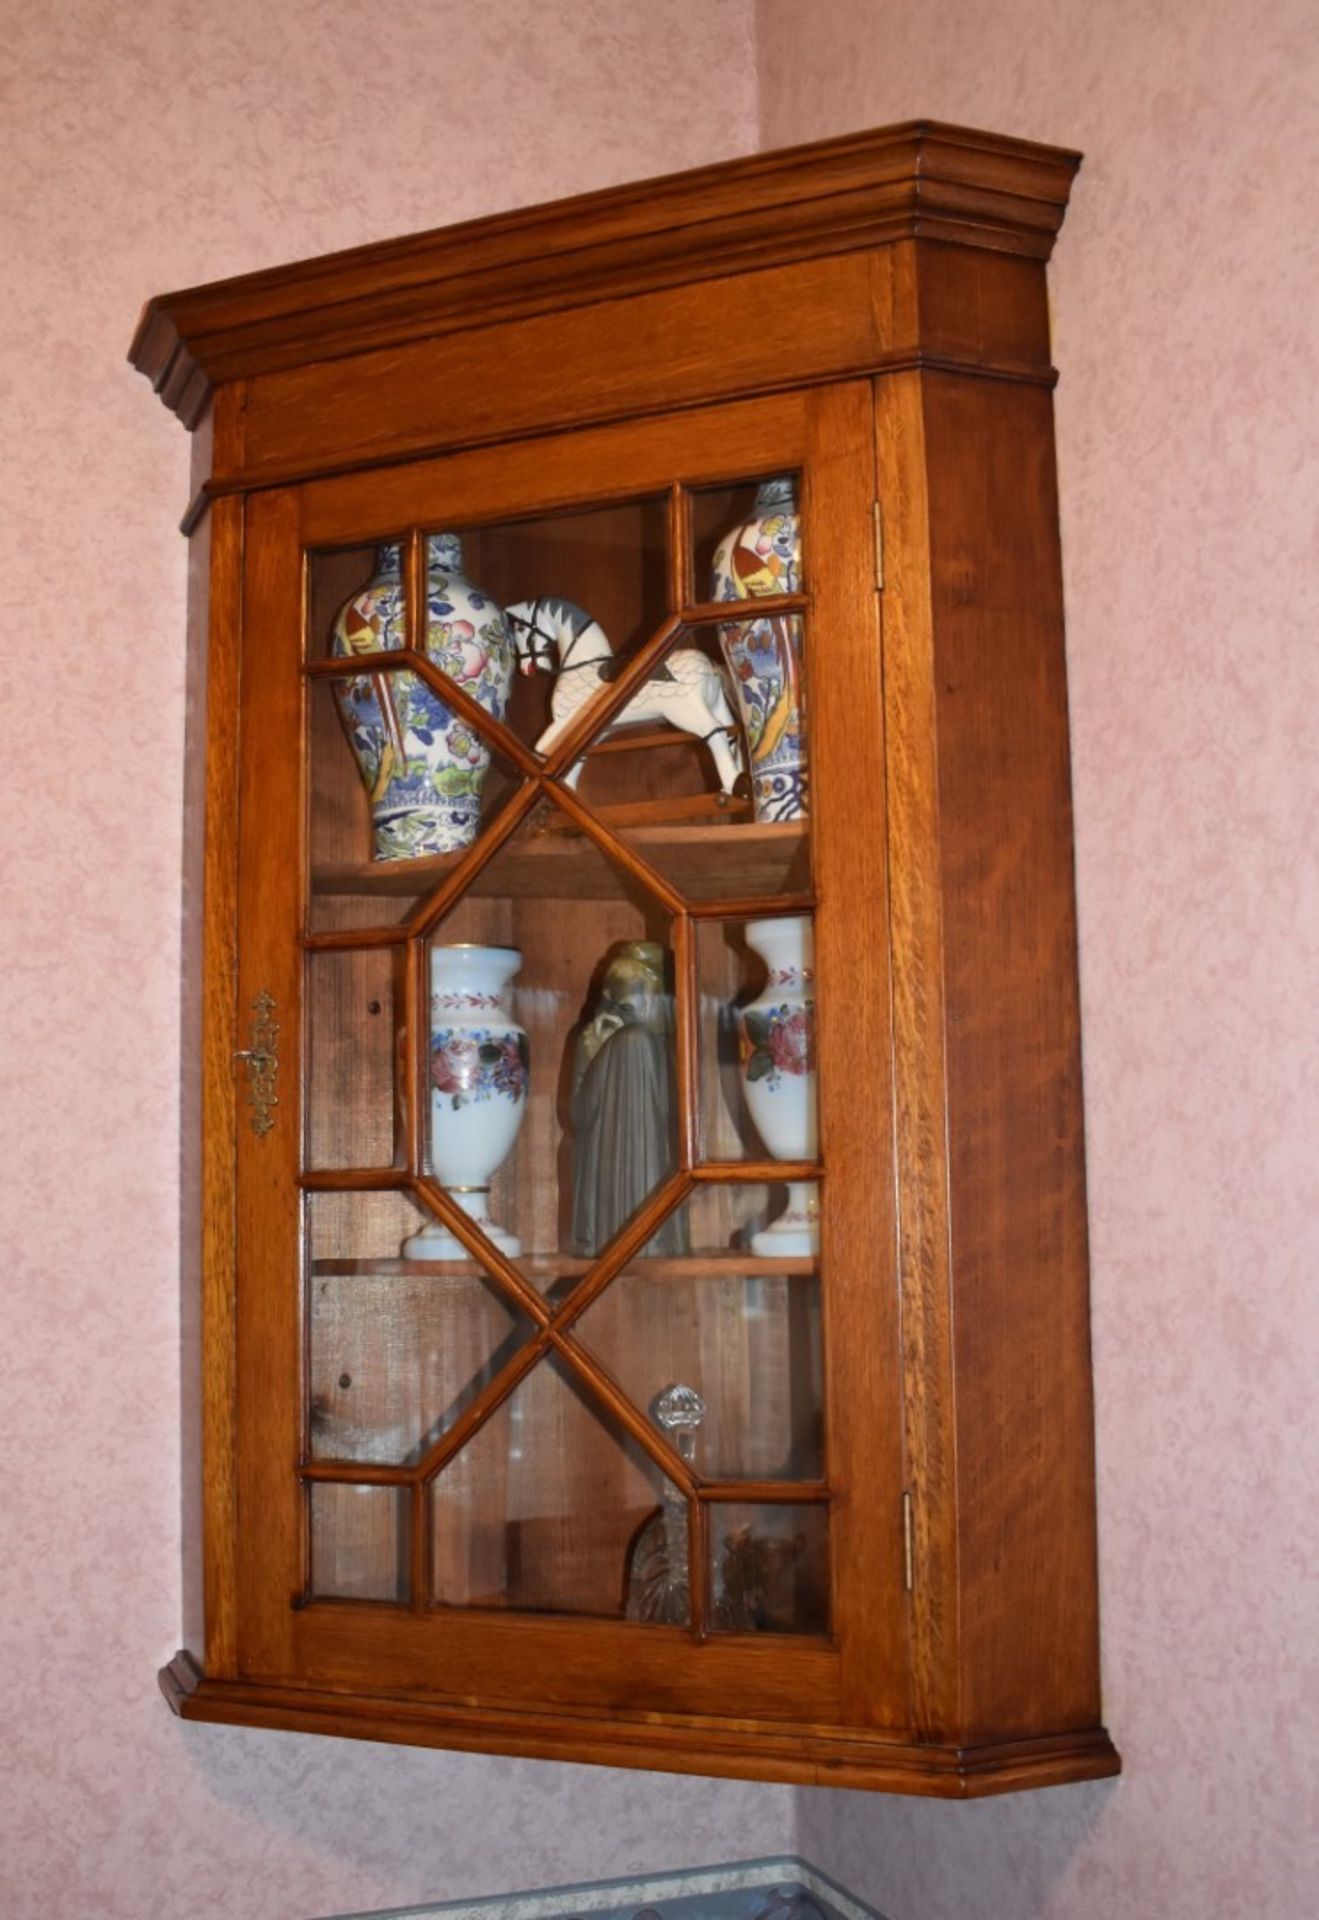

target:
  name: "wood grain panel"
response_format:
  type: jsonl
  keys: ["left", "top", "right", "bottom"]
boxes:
{"left": 873, "top": 370, "right": 962, "bottom": 1740}
{"left": 233, "top": 489, "right": 307, "bottom": 1679}
{"left": 236, "top": 255, "right": 890, "bottom": 488}
{"left": 919, "top": 370, "right": 1101, "bottom": 1740}
{"left": 285, "top": 1601, "right": 837, "bottom": 1722}
{"left": 803, "top": 383, "right": 910, "bottom": 1728}
{"left": 297, "top": 389, "right": 812, "bottom": 549}
{"left": 197, "top": 496, "right": 242, "bottom": 1677}
{"left": 910, "top": 242, "right": 1054, "bottom": 371}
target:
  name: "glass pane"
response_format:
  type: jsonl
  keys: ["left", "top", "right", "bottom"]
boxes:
{"left": 541, "top": 619, "right": 750, "bottom": 828}
{"left": 309, "top": 539, "right": 400, "bottom": 666}
{"left": 534, "top": 585, "right": 811, "bottom": 901}
{"left": 576, "top": 1266, "right": 823, "bottom": 1479}
{"left": 306, "top": 946, "right": 402, "bottom": 1171}
{"left": 691, "top": 475, "right": 805, "bottom": 606}
{"left": 309, "top": 1265, "right": 533, "bottom": 1466}
{"left": 430, "top": 1352, "right": 682, "bottom": 1618}
{"left": 307, "top": 1186, "right": 436, "bottom": 1265}
{"left": 684, "top": 1178, "right": 821, "bottom": 1265}
{"left": 307, "top": 675, "right": 525, "bottom": 933}
{"left": 314, "top": 534, "right": 518, "bottom": 782}
{"left": 302, "top": 474, "right": 831, "bottom": 1638}
{"left": 696, "top": 915, "right": 817, "bottom": 1211}
{"left": 308, "top": 1483, "right": 410, "bottom": 1603}
{"left": 404, "top": 815, "right": 685, "bottom": 1288}
{"left": 707, "top": 1502, "right": 829, "bottom": 1635}
{"left": 454, "top": 497, "right": 668, "bottom": 763}
{"left": 693, "top": 475, "right": 807, "bottom": 823}
{"left": 307, "top": 531, "right": 524, "bottom": 932}
{"left": 585, "top": 560, "right": 812, "bottom": 896}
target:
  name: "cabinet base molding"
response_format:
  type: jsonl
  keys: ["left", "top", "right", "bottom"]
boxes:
{"left": 161, "top": 1652, "right": 1119, "bottom": 1799}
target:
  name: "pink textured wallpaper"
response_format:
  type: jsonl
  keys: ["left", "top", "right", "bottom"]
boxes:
{"left": 5, "top": 0, "right": 1316, "bottom": 1915}
{"left": 0, "top": 6, "right": 786, "bottom": 1919}
{"left": 757, "top": 2, "right": 1319, "bottom": 1917}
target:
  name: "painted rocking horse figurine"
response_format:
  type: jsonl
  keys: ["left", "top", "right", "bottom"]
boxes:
{"left": 504, "top": 597, "right": 744, "bottom": 794}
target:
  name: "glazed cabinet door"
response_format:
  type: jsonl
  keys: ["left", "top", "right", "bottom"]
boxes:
{"left": 228, "top": 383, "right": 910, "bottom": 1740}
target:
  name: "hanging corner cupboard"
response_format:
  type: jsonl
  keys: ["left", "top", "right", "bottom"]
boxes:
{"left": 133, "top": 121, "right": 1119, "bottom": 1796}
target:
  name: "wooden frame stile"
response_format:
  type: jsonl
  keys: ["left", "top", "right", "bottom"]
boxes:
{"left": 233, "top": 485, "right": 307, "bottom": 1681}
{"left": 145, "top": 122, "right": 1119, "bottom": 1795}
{"left": 195, "top": 490, "right": 244, "bottom": 1683}
{"left": 872, "top": 368, "right": 960, "bottom": 1743}
{"left": 799, "top": 382, "right": 910, "bottom": 1737}
{"left": 174, "top": 376, "right": 249, "bottom": 1689}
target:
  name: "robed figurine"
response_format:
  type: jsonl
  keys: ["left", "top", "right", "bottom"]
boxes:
{"left": 569, "top": 941, "right": 689, "bottom": 1257}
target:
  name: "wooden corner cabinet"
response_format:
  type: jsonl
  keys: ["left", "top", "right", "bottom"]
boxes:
{"left": 133, "top": 121, "right": 1119, "bottom": 1796}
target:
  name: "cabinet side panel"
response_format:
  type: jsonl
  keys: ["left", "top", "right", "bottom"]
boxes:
{"left": 912, "top": 243, "right": 1054, "bottom": 373}
{"left": 873, "top": 372, "right": 962, "bottom": 1741}
{"left": 197, "top": 495, "right": 243, "bottom": 1676}
{"left": 922, "top": 371, "right": 1101, "bottom": 1738}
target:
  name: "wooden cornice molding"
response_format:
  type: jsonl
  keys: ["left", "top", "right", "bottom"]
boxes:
{"left": 129, "top": 121, "right": 1081, "bottom": 429}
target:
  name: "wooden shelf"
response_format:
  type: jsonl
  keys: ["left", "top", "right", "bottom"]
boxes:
{"left": 312, "top": 819, "right": 810, "bottom": 903}
{"left": 538, "top": 791, "right": 753, "bottom": 831}
{"left": 314, "top": 1254, "right": 818, "bottom": 1279}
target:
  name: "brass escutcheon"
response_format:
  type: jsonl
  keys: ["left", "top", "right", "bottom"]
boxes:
{"left": 235, "top": 989, "right": 279, "bottom": 1136}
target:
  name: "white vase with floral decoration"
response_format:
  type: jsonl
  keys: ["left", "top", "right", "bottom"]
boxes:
{"left": 403, "top": 945, "right": 528, "bottom": 1260}
{"left": 737, "top": 915, "right": 818, "bottom": 1257}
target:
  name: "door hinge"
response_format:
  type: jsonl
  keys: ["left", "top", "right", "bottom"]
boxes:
{"left": 902, "top": 1489, "right": 914, "bottom": 1592}
{"left": 873, "top": 499, "right": 885, "bottom": 591}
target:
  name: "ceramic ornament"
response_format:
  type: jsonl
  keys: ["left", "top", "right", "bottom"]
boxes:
{"left": 569, "top": 940, "right": 689, "bottom": 1258}
{"left": 738, "top": 915, "right": 819, "bottom": 1256}
{"left": 711, "top": 477, "right": 808, "bottom": 822}
{"left": 330, "top": 533, "right": 515, "bottom": 860}
{"left": 403, "top": 945, "right": 528, "bottom": 1260}
{"left": 505, "top": 597, "right": 742, "bottom": 795}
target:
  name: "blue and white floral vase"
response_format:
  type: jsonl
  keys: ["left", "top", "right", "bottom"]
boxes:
{"left": 402, "top": 945, "right": 529, "bottom": 1260}
{"left": 738, "top": 916, "right": 819, "bottom": 1257}
{"left": 330, "top": 533, "right": 516, "bottom": 860}
{"left": 711, "top": 476, "right": 807, "bottom": 822}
